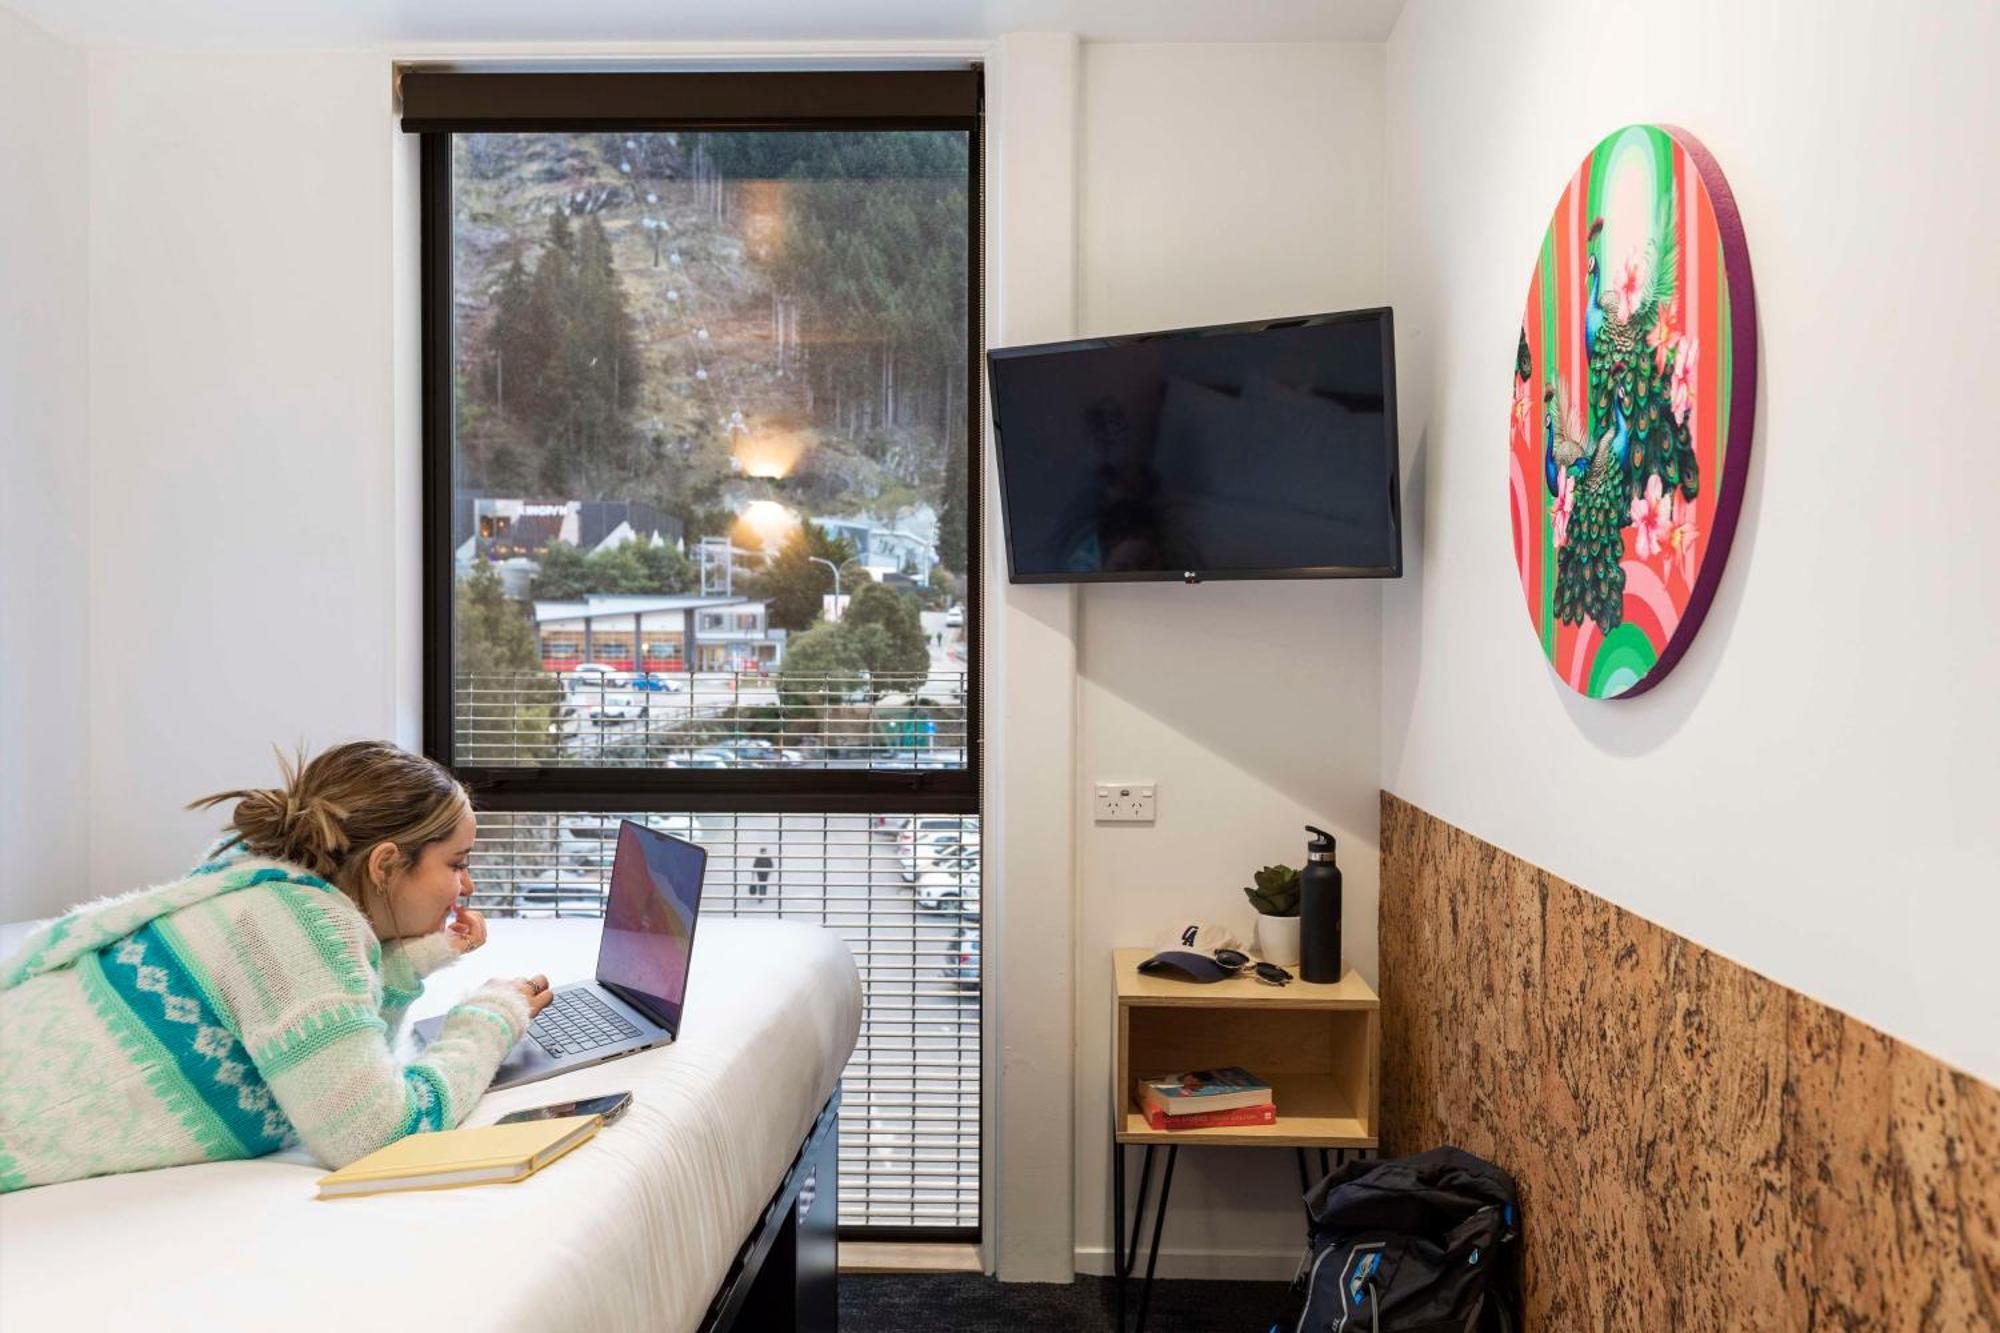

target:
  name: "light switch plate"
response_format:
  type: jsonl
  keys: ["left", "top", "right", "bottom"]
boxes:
{"left": 1094, "top": 782, "right": 1156, "bottom": 823}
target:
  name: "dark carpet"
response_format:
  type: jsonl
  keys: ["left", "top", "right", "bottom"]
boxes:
{"left": 838, "top": 1272, "right": 1299, "bottom": 1332}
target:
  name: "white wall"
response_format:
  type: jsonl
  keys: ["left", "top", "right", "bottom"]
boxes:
{"left": 1382, "top": 0, "right": 2000, "bottom": 1085}
{"left": 86, "top": 52, "right": 405, "bottom": 892}
{"left": 1071, "top": 41, "right": 1386, "bottom": 1279}
{"left": 0, "top": 6, "right": 91, "bottom": 920}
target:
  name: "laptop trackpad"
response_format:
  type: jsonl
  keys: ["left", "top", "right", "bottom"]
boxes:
{"left": 489, "top": 1035, "right": 557, "bottom": 1087}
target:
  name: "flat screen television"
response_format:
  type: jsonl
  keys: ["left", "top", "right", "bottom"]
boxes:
{"left": 986, "top": 308, "right": 1401, "bottom": 583}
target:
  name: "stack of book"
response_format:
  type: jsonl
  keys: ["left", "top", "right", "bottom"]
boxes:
{"left": 1134, "top": 1066, "right": 1275, "bottom": 1131}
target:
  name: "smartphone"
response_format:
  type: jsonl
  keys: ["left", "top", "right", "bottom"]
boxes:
{"left": 496, "top": 1092, "right": 633, "bottom": 1126}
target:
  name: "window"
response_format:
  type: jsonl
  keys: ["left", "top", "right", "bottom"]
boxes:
{"left": 410, "top": 69, "right": 983, "bottom": 1235}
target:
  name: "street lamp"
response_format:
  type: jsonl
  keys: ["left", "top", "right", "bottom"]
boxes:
{"left": 808, "top": 556, "right": 842, "bottom": 619}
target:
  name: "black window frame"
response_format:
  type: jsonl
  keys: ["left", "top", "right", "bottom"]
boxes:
{"left": 409, "top": 68, "right": 985, "bottom": 819}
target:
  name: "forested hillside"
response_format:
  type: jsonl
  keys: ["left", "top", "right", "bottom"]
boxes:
{"left": 450, "top": 130, "right": 971, "bottom": 575}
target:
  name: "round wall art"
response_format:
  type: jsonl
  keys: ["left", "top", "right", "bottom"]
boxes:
{"left": 1509, "top": 124, "right": 1756, "bottom": 698}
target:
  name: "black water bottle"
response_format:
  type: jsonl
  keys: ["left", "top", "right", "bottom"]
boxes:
{"left": 1299, "top": 824, "right": 1343, "bottom": 984}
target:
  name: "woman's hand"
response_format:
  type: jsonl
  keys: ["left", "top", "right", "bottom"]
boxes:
{"left": 494, "top": 974, "right": 554, "bottom": 1019}
{"left": 446, "top": 905, "right": 488, "bottom": 955}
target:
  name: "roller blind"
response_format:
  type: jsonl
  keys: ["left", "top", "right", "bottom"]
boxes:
{"left": 399, "top": 69, "right": 980, "bottom": 133}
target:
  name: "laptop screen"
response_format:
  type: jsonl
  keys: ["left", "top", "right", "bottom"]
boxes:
{"left": 596, "top": 821, "right": 707, "bottom": 1035}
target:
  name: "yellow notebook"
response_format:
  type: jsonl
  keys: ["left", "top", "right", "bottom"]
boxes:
{"left": 316, "top": 1115, "right": 601, "bottom": 1199}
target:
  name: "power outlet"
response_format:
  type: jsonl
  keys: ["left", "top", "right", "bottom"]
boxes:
{"left": 1094, "top": 782, "right": 1156, "bottom": 823}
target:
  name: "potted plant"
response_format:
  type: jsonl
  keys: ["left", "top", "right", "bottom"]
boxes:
{"left": 1243, "top": 865, "right": 1301, "bottom": 967}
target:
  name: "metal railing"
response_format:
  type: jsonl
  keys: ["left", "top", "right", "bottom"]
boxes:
{"left": 452, "top": 668, "right": 969, "bottom": 769}
{"left": 466, "top": 810, "right": 981, "bottom": 1229}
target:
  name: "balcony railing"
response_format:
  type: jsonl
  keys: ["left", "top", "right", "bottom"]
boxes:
{"left": 451, "top": 668, "right": 968, "bottom": 769}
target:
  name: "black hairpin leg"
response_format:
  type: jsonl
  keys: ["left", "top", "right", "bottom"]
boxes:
{"left": 1136, "top": 1145, "right": 1177, "bottom": 1333}
{"left": 1112, "top": 1138, "right": 1178, "bottom": 1333}
{"left": 1294, "top": 1147, "right": 1315, "bottom": 1220}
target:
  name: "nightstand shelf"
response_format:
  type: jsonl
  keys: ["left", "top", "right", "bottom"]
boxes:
{"left": 1119, "top": 1073, "right": 1369, "bottom": 1146}
{"left": 1113, "top": 946, "right": 1379, "bottom": 1148}
{"left": 1109, "top": 947, "right": 1380, "bottom": 1331}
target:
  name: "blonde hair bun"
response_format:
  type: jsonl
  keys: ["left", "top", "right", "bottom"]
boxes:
{"left": 191, "top": 742, "right": 468, "bottom": 891}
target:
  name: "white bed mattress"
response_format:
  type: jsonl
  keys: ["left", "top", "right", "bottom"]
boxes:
{"left": 0, "top": 916, "right": 861, "bottom": 1333}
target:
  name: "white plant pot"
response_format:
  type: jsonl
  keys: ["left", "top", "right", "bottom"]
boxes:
{"left": 1254, "top": 913, "right": 1301, "bottom": 968}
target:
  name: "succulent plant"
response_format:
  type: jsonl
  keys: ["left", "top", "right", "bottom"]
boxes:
{"left": 1242, "top": 864, "right": 1300, "bottom": 917}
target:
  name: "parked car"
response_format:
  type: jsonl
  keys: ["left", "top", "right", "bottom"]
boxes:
{"left": 898, "top": 822, "right": 978, "bottom": 881}
{"left": 946, "top": 910, "right": 979, "bottom": 989}
{"left": 626, "top": 672, "right": 682, "bottom": 693}
{"left": 564, "top": 667, "right": 641, "bottom": 720}
{"left": 904, "top": 832, "right": 979, "bottom": 883}
{"left": 944, "top": 605, "right": 964, "bottom": 629}
{"left": 915, "top": 856, "right": 979, "bottom": 912}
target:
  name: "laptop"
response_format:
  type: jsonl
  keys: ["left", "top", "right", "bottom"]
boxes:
{"left": 414, "top": 819, "right": 707, "bottom": 1091}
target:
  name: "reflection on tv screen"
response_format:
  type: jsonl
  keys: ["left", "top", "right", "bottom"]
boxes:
{"left": 989, "top": 312, "right": 1399, "bottom": 581}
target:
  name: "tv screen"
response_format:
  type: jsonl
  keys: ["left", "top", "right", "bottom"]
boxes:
{"left": 986, "top": 309, "right": 1401, "bottom": 583}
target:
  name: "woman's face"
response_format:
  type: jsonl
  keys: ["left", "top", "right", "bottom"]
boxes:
{"left": 369, "top": 811, "right": 477, "bottom": 939}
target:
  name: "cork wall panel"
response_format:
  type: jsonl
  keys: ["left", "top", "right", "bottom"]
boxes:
{"left": 1380, "top": 792, "right": 1998, "bottom": 1329}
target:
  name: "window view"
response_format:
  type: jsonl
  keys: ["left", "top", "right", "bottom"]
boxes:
{"left": 448, "top": 131, "right": 972, "bottom": 771}
{"left": 435, "top": 124, "right": 981, "bottom": 1235}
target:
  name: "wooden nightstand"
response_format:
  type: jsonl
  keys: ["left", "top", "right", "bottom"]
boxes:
{"left": 1109, "top": 948, "right": 1380, "bottom": 1331}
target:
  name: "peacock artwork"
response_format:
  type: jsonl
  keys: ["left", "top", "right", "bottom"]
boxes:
{"left": 1509, "top": 124, "right": 1758, "bottom": 699}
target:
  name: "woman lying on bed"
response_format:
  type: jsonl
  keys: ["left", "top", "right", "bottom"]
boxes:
{"left": 0, "top": 741, "right": 554, "bottom": 1191}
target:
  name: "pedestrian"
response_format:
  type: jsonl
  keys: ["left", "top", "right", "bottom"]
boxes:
{"left": 751, "top": 848, "right": 775, "bottom": 898}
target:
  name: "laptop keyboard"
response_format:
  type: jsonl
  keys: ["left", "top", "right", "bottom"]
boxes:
{"left": 528, "top": 989, "right": 642, "bottom": 1058}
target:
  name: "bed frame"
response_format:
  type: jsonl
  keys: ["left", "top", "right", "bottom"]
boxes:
{"left": 698, "top": 1091, "right": 840, "bottom": 1332}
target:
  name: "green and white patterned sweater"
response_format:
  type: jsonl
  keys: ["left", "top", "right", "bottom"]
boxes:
{"left": 0, "top": 847, "right": 531, "bottom": 1191}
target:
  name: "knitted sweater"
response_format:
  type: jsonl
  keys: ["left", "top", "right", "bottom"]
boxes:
{"left": 0, "top": 848, "right": 531, "bottom": 1192}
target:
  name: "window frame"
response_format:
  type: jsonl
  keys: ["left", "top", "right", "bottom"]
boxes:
{"left": 415, "top": 68, "right": 988, "bottom": 1241}
{"left": 415, "top": 70, "right": 985, "bottom": 819}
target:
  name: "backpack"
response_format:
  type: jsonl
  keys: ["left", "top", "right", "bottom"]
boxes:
{"left": 1293, "top": 1147, "right": 1521, "bottom": 1333}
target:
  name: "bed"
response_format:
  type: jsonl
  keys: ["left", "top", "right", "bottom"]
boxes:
{"left": 0, "top": 915, "right": 861, "bottom": 1332}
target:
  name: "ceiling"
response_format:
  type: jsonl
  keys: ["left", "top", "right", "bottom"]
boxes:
{"left": 5, "top": 0, "right": 1407, "bottom": 51}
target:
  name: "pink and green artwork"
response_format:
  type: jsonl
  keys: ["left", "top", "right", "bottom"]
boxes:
{"left": 1509, "top": 124, "right": 1757, "bottom": 698}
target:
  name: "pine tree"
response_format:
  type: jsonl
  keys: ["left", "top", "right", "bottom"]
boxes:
{"left": 841, "top": 581, "right": 930, "bottom": 684}
{"left": 490, "top": 254, "right": 533, "bottom": 411}
{"left": 750, "top": 525, "right": 859, "bottom": 632}
{"left": 454, "top": 565, "right": 557, "bottom": 760}
{"left": 937, "top": 438, "right": 968, "bottom": 574}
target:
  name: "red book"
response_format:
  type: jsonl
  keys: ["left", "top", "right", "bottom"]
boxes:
{"left": 1142, "top": 1103, "right": 1277, "bottom": 1131}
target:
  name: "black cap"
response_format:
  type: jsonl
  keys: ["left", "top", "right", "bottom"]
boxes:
{"left": 1305, "top": 824, "right": 1336, "bottom": 854}
{"left": 1136, "top": 950, "right": 1233, "bottom": 984}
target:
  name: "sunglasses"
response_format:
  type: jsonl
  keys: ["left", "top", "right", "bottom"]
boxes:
{"left": 1212, "top": 948, "right": 1292, "bottom": 986}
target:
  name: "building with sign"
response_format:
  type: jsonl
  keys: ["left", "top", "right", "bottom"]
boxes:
{"left": 533, "top": 593, "right": 781, "bottom": 674}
